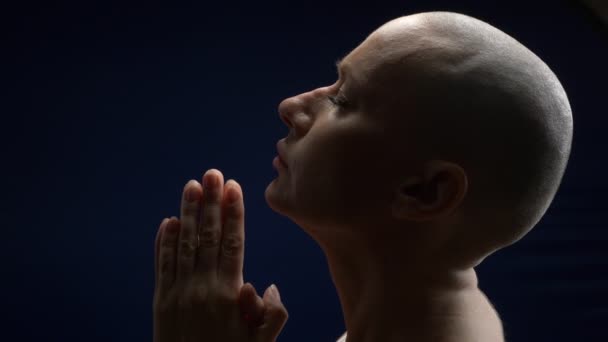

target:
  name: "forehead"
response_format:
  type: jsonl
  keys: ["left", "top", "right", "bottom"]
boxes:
{"left": 340, "top": 22, "right": 427, "bottom": 90}
{"left": 338, "top": 21, "right": 437, "bottom": 131}
{"left": 339, "top": 34, "right": 385, "bottom": 83}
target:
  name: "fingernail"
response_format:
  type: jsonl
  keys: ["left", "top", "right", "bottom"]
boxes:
{"left": 270, "top": 284, "right": 281, "bottom": 300}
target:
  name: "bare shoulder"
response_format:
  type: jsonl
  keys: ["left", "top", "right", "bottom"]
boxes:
{"left": 441, "top": 290, "right": 505, "bottom": 342}
{"left": 334, "top": 291, "right": 503, "bottom": 342}
{"left": 468, "top": 290, "right": 505, "bottom": 342}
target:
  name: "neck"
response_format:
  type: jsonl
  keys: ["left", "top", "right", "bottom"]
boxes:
{"left": 318, "top": 233, "right": 483, "bottom": 342}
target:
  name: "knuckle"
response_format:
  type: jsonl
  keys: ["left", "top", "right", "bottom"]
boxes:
{"left": 281, "top": 307, "right": 289, "bottom": 319}
{"left": 204, "top": 189, "right": 221, "bottom": 204}
{"left": 216, "top": 290, "right": 238, "bottom": 306}
{"left": 221, "top": 234, "right": 243, "bottom": 257}
{"left": 227, "top": 201, "right": 243, "bottom": 216}
{"left": 203, "top": 214, "right": 215, "bottom": 227}
{"left": 179, "top": 240, "right": 197, "bottom": 258}
{"left": 182, "top": 204, "right": 199, "bottom": 216}
{"left": 159, "top": 256, "right": 173, "bottom": 276}
{"left": 202, "top": 206, "right": 219, "bottom": 226}
{"left": 199, "top": 229, "right": 221, "bottom": 247}
{"left": 272, "top": 306, "right": 289, "bottom": 321}
{"left": 161, "top": 233, "right": 176, "bottom": 248}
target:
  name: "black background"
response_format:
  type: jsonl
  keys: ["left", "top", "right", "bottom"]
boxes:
{"left": 2, "top": 0, "right": 607, "bottom": 341}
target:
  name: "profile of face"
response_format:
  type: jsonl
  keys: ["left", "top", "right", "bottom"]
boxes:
{"left": 264, "top": 15, "right": 464, "bottom": 244}
{"left": 265, "top": 43, "right": 373, "bottom": 232}
{"left": 264, "top": 12, "right": 572, "bottom": 262}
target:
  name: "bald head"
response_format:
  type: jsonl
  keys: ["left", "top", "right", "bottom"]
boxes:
{"left": 364, "top": 12, "right": 573, "bottom": 266}
{"left": 270, "top": 11, "right": 573, "bottom": 270}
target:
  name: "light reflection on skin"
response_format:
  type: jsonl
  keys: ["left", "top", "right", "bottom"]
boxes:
{"left": 265, "top": 11, "right": 572, "bottom": 342}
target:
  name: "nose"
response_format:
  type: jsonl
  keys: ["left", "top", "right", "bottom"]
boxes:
{"left": 278, "top": 86, "right": 331, "bottom": 134}
{"left": 277, "top": 96, "right": 303, "bottom": 131}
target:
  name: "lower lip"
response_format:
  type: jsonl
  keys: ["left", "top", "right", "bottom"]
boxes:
{"left": 273, "top": 155, "right": 288, "bottom": 169}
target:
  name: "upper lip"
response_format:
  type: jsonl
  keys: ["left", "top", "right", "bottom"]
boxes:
{"left": 276, "top": 140, "right": 288, "bottom": 167}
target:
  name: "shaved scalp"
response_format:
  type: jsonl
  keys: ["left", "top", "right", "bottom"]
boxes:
{"left": 379, "top": 12, "right": 573, "bottom": 267}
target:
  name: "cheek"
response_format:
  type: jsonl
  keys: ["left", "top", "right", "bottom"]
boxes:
{"left": 295, "top": 117, "right": 389, "bottom": 209}
{"left": 332, "top": 138, "right": 393, "bottom": 210}
{"left": 297, "top": 140, "right": 381, "bottom": 215}
{"left": 288, "top": 145, "right": 344, "bottom": 215}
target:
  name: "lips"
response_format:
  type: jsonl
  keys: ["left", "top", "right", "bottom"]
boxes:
{"left": 276, "top": 140, "right": 288, "bottom": 167}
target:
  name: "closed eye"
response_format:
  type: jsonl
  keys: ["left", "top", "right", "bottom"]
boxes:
{"left": 327, "top": 93, "right": 348, "bottom": 107}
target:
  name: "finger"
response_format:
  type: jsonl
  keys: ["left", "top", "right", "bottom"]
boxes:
{"left": 239, "top": 283, "right": 266, "bottom": 327}
{"left": 196, "top": 169, "right": 225, "bottom": 278}
{"left": 254, "top": 284, "right": 288, "bottom": 342}
{"left": 218, "top": 179, "right": 245, "bottom": 288}
{"left": 158, "top": 217, "right": 180, "bottom": 293}
{"left": 155, "top": 218, "right": 169, "bottom": 286}
{"left": 177, "top": 180, "right": 202, "bottom": 282}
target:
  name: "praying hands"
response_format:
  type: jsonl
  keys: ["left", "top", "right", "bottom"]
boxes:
{"left": 153, "top": 169, "right": 288, "bottom": 342}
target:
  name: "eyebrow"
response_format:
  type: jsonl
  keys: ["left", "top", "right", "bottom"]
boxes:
{"left": 335, "top": 57, "right": 345, "bottom": 77}
{"left": 334, "top": 54, "right": 361, "bottom": 86}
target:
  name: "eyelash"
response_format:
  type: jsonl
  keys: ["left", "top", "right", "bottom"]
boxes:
{"left": 327, "top": 93, "right": 348, "bottom": 107}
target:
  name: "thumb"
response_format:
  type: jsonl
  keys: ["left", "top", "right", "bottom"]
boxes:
{"left": 239, "top": 283, "right": 265, "bottom": 326}
{"left": 253, "top": 284, "right": 288, "bottom": 342}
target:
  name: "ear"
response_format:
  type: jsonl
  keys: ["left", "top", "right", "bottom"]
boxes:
{"left": 391, "top": 160, "right": 468, "bottom": 222}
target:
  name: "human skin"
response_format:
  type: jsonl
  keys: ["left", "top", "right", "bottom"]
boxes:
{"left": 154, "top": 10, "right": 571, "bottom": 342}
{"left": 264, "top": 13, "right": 520, "bottom": 342}
{"left": 153, "top": 170, "right": 288, "bottom": 342}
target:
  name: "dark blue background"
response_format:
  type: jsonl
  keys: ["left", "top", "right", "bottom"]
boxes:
{"left": 3, "top": 0, "right": 607, "bottom": 341}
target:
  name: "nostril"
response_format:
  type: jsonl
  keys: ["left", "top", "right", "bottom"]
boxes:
{"left": 279, "top": 101, "right": 306, "bottom": 131}
{"left": 278, "top": 99, "right": 295, "bottom": 127}
{"left": 280, "top": 110, "right": 292, "bottom": 127}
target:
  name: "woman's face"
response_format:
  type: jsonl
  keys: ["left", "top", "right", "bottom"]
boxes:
{"left": 264, "top": 32, "right": 418, "bottom": 239}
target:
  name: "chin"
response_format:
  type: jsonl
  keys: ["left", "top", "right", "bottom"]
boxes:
{"left": 264, "top": 180, "right": 287, "bottom": 214}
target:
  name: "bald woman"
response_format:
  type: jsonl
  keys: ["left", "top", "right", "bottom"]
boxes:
{"left": 153, "top": 11, "right": 573, "bottom": 342}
